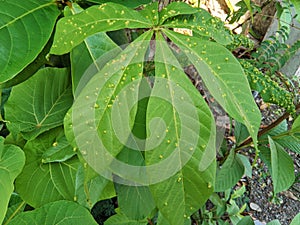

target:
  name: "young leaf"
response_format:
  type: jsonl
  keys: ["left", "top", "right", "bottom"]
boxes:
{"left": 15, "top": 128, "right": 79, "bottom": 208}
{"left": 67, "top": 3, "right": 121, "bottom": 94}
{"left": 146, "top": 32, "right": 216, "bottom": 224}
{"left": 5, "top": 68, "right": 73, "bottom": 140}
{"left": 0, "top": 138, "right": 25, "bottom": 224}
{"left": 51, "top": 2, "right": 153, "bottom": 55}
{"left": 215, "top": 149, "right": 244, "bottom": 192}
{"left": 268, "top": 136, "right": 295, "bottom": 194}
{"left": 8, "top": 200, "right": 98, "bottom": 225}
{"left": 164, "top": 29, "right": 260, "bottom": 148}
{"left": 0, "top": 0, "right": 60, "bottom": 83}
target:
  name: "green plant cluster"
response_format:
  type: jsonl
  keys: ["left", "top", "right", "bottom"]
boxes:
{"left": 240, "top": 59, "right": 295, "bottom": 113}
{"left": 238, "top": 25, "right": 300, "bottom": 113}
{"left": 0, "top": 0, "right": 299, "bottom": 225}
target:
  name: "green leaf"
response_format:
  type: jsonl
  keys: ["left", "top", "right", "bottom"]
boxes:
{"left": 236, "top": 154, "right": 252, "bottom": 177}
{"left": 115, "top": 183, "right": 155, "bottom": 220}
{"left": 158, "top": 2, "right": 198, "bottom": 24}
{"left": 236, "top": 216, "right": 254, "bottom": 225}
{"left": 260, "top": 120, "right": 300, "bottom": 154}
{"left": 291, "top": 115, "right": 300, "bottom": 132}
{"left": 234, "top": 121, "right": 249, "bottom": 146}
{"left": 163, "top": 10, "right": 233, "bottom": 45}
{"left": 0, "top": 31, "right": 54, "bottom": 89}
{"left": 215, "top": 149, "right": 244, "bottom": 192}
{"left": 70, "top": 31, "right": 153, "bottom": 180}
{"left": 164, "top": 29, "right": 260, "bottom": 148}
{"left": 75, "top": 164, "right": 115, "bottom": 209}
{"left": 15, "top": 128, "right": 79, "bottom": 208}
{"left": 266, "top": 220, "right": 281, "bottom": 225}
{"left": 290, "top": 212, "right": 300, "bottom": 225}
{"left": 104, "top": 213, "right": 148, "bottom": 225}
{"left": 8, "top": 200, "right": 98, "bottom": 225}
{"left": 67, "top": 3, "right": 121, "bottom": 94}
{"left": 5, "top": 68, "right": 73, "bottom": 140}
{"left": 146, "top": 32, "right": 216, "bottom": 225}
{"left": 113, "top": 80, "right": 155, "bottom": 220}
{"left": 268, "top": 136, "right": 295, "bottom": 194}
{"left": 259, "top": 145, "right": 271, "bottom": 169}
{"left": 51, "top": 2, "right": 153, "bottom": 55}
{"left": 0, "top": 0, "right": 60, "bottom": 83}
{"left": 42, "top": 136, "right": 76, "bottom": 163}
{"left": 0, "top": 138, "right": 25, "bottom": 224}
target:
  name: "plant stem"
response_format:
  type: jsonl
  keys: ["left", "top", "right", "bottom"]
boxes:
{"left": 237, "top": 103, "right": 300, "bottom": 148}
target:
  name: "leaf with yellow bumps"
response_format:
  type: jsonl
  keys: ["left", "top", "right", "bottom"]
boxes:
{"left": 50, "top": 2, "right": 153, "bottom": 55}
{"left": 146, "top": 32, "right": 216, "bottom": 225}
{"left": 164, "top": 29, "right": 260, "bottom": 149}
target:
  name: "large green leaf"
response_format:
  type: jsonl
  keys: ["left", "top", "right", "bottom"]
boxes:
{"left": 145, "top": 33, "right": 216, "bottom": 225}
{"left": 0, "top": 138, "right": 25, "bottom": 224}
{"left": 268, "top": 136, "right": 295, "bottom": 194}
{"left": 164, "top": 29, "right": 260, "bottom": 148}
{"left": 15, "top": 128, "right": 79, "bottom": 208}
{"left": 8, "top": 200, "right": 98, "bottom": 225}
{"left": 0, "top": 0, "right": 60, "bottom": 83}
{"left": 51, "top": 2, "right": 153, "bottom": 54}
{"left": 70, "top": 31, "right": 153, "bottom": 180}
{"left": 5, "top": 68, "right": 73, "bottom": 140}
{"left": 67, "top": 3, "right": 121, "bottom": 94}
{"left": 114, "top": 82, "right": 155, "bottom": 220}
